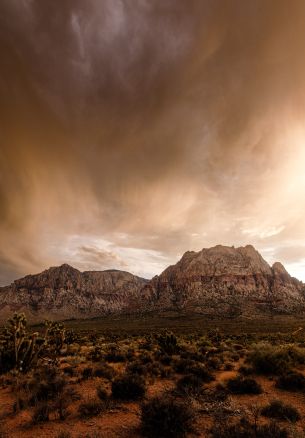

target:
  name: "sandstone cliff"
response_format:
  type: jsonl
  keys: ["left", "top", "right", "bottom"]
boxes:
{"left": 0, "top": 264, "right": 148, "bottom": 322}
{"left": 140, "top": 245, "right": 305, "bottom": 317}
{"left": 0, "top": 245, "right": 304, "bottom": 321}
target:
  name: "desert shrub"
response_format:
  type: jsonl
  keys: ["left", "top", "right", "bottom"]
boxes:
{"left": 13, "top": 395, "right": 27, "bottom": 413}
{"left": 25, "top": 365, "right": 66, "bottom": 405}
{"left": 93, "top": 363, "right": 115, "bottom": 379}
{"left": 141, "top": 396, "right": 195, "bottom": 437}
{"left": 82, "top": 367, "right": 93, "bottom": 380}
{"left": 138, "top": 353, "right": 153, "bottom": 365}
{"left": 173, "top": 358, "right": 194, "bottom": 373}
{"left": 207, "top": 356, "right": 222, "bottom": 370}
{"left": 160, "top": 367, "right": 172, "bottom": 378}
{"left": 173, "top": 359, "right": 214, "bottom": 381}
{"left": 156, "top": 332, "right": 180, "bottom": 355}
{"left": 104, "top": 346, "right": 126, "bottom": 362}
{"left": 238, "top": 365, "right": 254, "bottom": 376}
{"left": 247, "top": 342, "right": 305, "bottom": 375}
{"left": 226, "top": 376, "right": 262, "bottom": 394}
{"left": 276, "top": 371, "right": 305, "bottom": 392}
{"left": 224, "top": 362, "right": 234, "bottom": 371}
{"left": 87, "top": 346, "right": 103, "bottom": 362}
{"left": 126, "top": 361, "right": 146, "bottom": 376}
{"left": 159, "top": 354, "right": 172, "bottom": 366}
{"left": 65, "top": 329, "right": 79, "bottom": 345}
{"left": 96, "top": 385, "right": 108, "bottom": 401}
{"left": 63, "top": 366, "right": 74, "bottom": 377}
{"left": 32, "top": 402, "right": 50, "bottom": 423}
{"left": 54, "top": 393, "right": 70, "bottom": 420}
{"left": 211, "top": 417, "right": 288, "bottom": 438}
{"left": 176, "top": 374, "right": 204, "bottom": 396}
{"left": 78, "top": 399, "right": 104, "bottom": 418}
{"left": 56, "top": 432, "right": 71, "bottom": 438}
{"left": 111, "top": 373, "right": 146, "bottom": 400}
{"left": 148, "top": 361, "right": 164, "bottom": 377}
{"left": 261, "top": 400, "right": 300, "bottom": 422}
{"left": 186, "top": 363, "right": 214, "bottom": 381}
{"left": 256, "top": 421, "right": 288, "bottom": 438}
{"left": 16, "top": 365, "right": 73, "bottom": 420}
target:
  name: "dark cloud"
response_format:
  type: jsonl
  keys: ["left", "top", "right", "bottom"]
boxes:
{"left": 1, "top": 0, "right": 305, "bottom": 284}
{"left": 77, "top": 245, "right": 128, "bottom": 270}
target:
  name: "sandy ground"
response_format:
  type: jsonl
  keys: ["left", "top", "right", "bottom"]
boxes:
{"left": 1, "top": 360, "right": 305, "bottom": 437}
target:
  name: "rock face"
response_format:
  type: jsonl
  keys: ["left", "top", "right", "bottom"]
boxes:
{"left": 0, "top": 264, "right": 148, "bottom": 322}
{"left": 140, "top": 245, "right": 305, "bottom": 317}
{"left": 0, "top": 245, "right": 304, "bottom": 321}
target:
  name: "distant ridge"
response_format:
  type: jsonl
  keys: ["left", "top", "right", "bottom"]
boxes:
{"left": 0, "top": 245, "right": 304, "bottom": 322}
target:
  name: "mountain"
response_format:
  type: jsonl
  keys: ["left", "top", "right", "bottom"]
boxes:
{"left": 0, "top": 264, "right": 148, "bottom": 322}
{"left": 0, "top": 245, "right": 305, "bottom": 322}
{"left": 141, "top": 245, "right": 305, "bottom": 317}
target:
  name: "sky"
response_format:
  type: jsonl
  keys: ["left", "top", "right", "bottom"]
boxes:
{"left": 1, "top": 0, "right": 305, "bottom": 285}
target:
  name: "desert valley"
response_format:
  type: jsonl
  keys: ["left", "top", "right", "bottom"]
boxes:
{"left": 2, "top": 0, "right": 305, "bottom": 436}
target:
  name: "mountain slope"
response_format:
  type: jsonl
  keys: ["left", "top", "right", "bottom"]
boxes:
{"left": 0, "top": 245, "right": 304, "bottom": 322}
{"left": 0, "top": 264, "right": 148, "bottom": 322}
{"left": 140, "top": 245, "right": 305, "bottom": 317}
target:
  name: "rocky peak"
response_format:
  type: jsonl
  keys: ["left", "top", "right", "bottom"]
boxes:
{"left": 142, "top": 244, "right": 305, "bottom": 317}
{"left": 169, "top": 245, "right": 272, "bottom": 277}
{"left": 272, "top": 262, "right": 289, "bottom": 276}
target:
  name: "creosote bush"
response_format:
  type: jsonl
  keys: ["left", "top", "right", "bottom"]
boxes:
{"left": 261, "top": 400, "right": 300, "bottom": 422}
{"left": 141, "top": 396, "right": 195, "bottom": 438}
{"left": 211, "top": 417, "right": 288, "bottom": 438}
{"left": 78, "top": 399, "right": 105, "bottom": 418}
{"left": 32, "top": 402, "right": 50, "bottom": 424}
{"left": 226, "top": 375, "right": 262, "bottom": 394}
{"left": 156, "top": 332, "right": 180, "bottom": 355}
{"left": 247, "top": 342, "right": 305, "bottom": 375}
{"left": 111, "top": 373, "right": 146, "bottom": 400}
{"left": 176, "top": 374, "right": 205, "bottom": 396}
{"left": 276, "top": 371, "right": 305, "bottom": 392}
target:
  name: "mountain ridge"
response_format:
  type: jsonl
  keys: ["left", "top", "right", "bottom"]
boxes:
{"left": 0, "top": 245, "right": 304, "bottom": 322}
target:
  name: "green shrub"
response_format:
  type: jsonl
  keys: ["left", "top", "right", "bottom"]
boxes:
{"left": 261, "top": 400, "right": 300, "bottom": 422}
{"left": 141, "top": 396, "right": 195, "bottom": 437}
{"left": 111, "top": 374, "right": 146, "bottom": 400}
{"left": 226, "top": 376, "right": 262, "bottom": 394}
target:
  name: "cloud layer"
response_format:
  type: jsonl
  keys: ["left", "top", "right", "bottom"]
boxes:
{"left": 1, "top": 0, "right": 305, "bottom": 284}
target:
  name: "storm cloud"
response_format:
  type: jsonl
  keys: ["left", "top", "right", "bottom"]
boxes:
{"left": 1, "top": 0, "right": 305, "bottom": 284}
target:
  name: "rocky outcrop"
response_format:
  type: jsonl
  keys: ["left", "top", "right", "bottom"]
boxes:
{"left": 0, "top": 264, "right": 148, "bottom": 322}
{"left": 140, "top": 245, "right": 305, "bottom": 317}
{"left": 0, "top": 245, "right": 304, "bottom": 321}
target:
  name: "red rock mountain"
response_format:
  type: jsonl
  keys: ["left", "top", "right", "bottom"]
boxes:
{"left": 141, "top": 245, "right": 305, "bottom": 317}
{"left": 0, "top": 245, "right": 304, "bottom": 321}
{"left": 0, "top": 264, "right": 148, "bottom": 322}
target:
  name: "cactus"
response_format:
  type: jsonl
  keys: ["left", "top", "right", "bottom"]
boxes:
{"left": 0, "top": 313, "right": 67, "bottom": 374}
{"left": 45, "top": 321, "right": 66, "bottom": 355}
{"left": 156, "top": 332, "right": 179, "bottom": 355}
{"left": 1, "top": 313, "right": 46, "bottom": 372}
